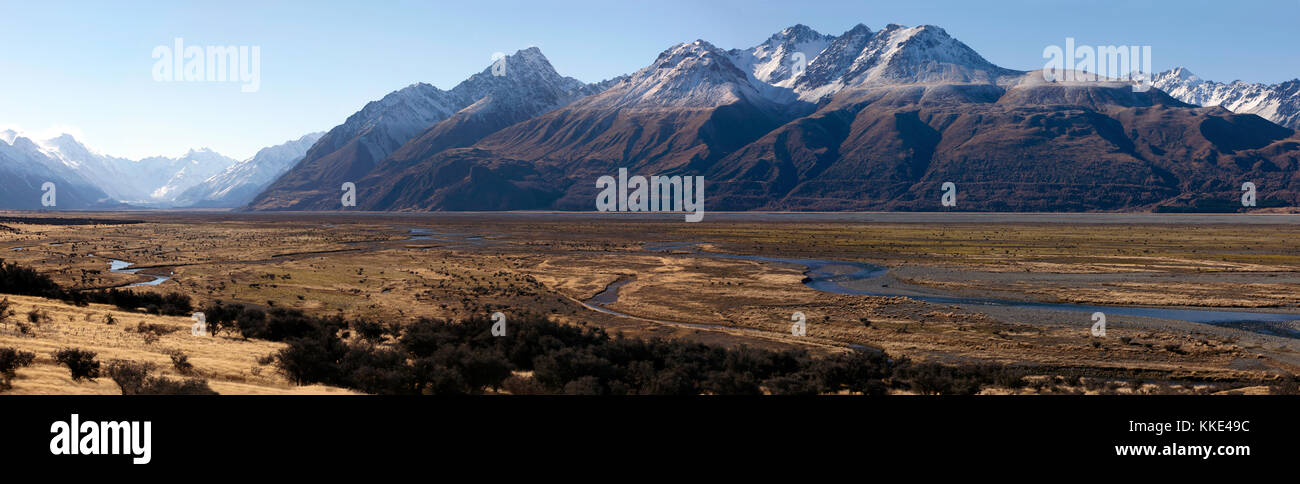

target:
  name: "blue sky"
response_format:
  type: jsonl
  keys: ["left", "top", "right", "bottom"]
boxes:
{"left": 1, "top": 0, "right": 1296, "bottom": 160}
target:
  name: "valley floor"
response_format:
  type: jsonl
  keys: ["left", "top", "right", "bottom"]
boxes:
{"left": 3, "top": 211, "right": 1299, "bottom": 394}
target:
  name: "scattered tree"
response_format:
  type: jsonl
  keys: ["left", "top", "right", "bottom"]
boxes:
{"left": 52, "top": 348, "right": 100, "bottom": 382}
{"left": 0, "top": 347, "right": 36, "bottom": 390}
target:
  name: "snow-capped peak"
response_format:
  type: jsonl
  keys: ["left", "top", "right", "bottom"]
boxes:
{"left": 790, "top": 23, "right": 1015, "bottom": 101}
{"left": 0, "top": 129, "right": 90, "bottom": 158}
{"left": 789, "top": 24, "right": 874, "bottom": 96}
{"left": 1160, "top": 67, "right": 1202, "bottom": 85}
{"left": 1153, "top": 68, "right": 1300, "bottom": 129}
{"left": 446, "top": 46, "right": 588, "bottom": 108}
{"left": 35, "top": 134, "right": 95, "bottom": 170}
{"left": 586, "top": 39, "right": 764, "bottom": 108}
{"left": 174, "top": 131, "right": 325, "bottom": 207}
{"left": 844, "top": 24, "right": 1008, "bottom": 85}
{"left": 0, "top": 128, "right": 244, "bottom": 205}
{"left": 145, "top": 148, "right": 239, "bottom": 200}
{"left": 351, "top": 82, "right": 455, "bottom": 130}
{"left": 312, "top": 81, "right": 462, "bottom": 164}
{"left": 776, "top": 24, "right": 824, "bottom": 41}
{"left": 728, "top": 24, "right": 835, "bottom": 88}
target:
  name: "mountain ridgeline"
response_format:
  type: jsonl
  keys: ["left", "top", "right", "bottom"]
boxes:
{"left": 1152, "top": 67, "right": 1300, "bottom": 130}
{"left": 240, "top": 23, "right": 1300, "bottom": 213}
{"left": 5, "top": 24, "right": 1296, "bottom": 212}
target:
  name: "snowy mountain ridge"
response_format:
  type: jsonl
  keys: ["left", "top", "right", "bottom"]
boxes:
{"left": 720, "top": 23, "right": 1019, "bottom": 103}
{"left": 175, "top": 132, "right": 325, "bottom": 207}
{"left": 1152, "top": 67, "right": 1300, "bottom": 129}
{"left": 1, "top": 128, "right": 251, "bottom": 206}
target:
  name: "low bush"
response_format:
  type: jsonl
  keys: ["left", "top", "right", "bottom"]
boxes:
{"left": 105, "top": 359, "right": 217, "bottom": 395}
{"left": 52, "top": 348, "right": 100, "bottom": 382}
{"left": 167, "top": 349, "right": 195, "bottom": 375}
{"left": 0, "top": 259, "right": 191, "bottom": 315}
{"left": 264, "top": 312, "right": 1016, "bottom": 396}
{"left": 0, "top": 347, "right": 36, "bottom": 390}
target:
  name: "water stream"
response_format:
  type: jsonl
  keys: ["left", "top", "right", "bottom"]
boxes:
{"left": 641, "top": 242, "right": 1300, "bottom": 335}
{"left": 108, "top": 259, "right": 171, "bottom": 287}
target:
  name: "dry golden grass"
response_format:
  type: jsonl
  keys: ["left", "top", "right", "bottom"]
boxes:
{"left": 0, "top": 295, "right": 354, "bottom": 395}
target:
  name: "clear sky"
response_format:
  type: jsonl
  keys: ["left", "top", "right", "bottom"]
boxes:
{"left": 1, "top": 0, "right": 1296, "bottom": 160}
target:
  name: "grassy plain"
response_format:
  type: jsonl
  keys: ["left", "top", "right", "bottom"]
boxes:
{"left": 2, "top": 211, "right": 1298, "bottom": 394}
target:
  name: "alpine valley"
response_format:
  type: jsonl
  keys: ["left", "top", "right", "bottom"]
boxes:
{"left": 0, "top": 130, "right": 321, "bottom": 209}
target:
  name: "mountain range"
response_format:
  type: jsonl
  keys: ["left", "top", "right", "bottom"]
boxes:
{"left": 0, "top": 130, "right": 115, "bottom": 209}
{"left": 175, "top": 132, "right": 324, "bottom": 207}
{"left": 0, "top": 130, "right": 321, "bottom": 209}
{"left": 6, "top": 23, "right": 1300, "bottom": 212}
{"left": 247, "top": 47, "right": 621, "bottom": 210}
{"left": 253, "top": 23, "right": 1296, "bottom": 212}
{"left": 1153, "top": 67, "right": 1300, "bottom": 130}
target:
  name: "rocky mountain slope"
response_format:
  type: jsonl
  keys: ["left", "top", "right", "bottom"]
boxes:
{"left": 708, "top": 73, "right": 1300, "bottom": 211}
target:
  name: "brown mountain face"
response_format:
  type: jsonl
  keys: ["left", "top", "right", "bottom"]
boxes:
{"left": 358, "top": 61, "right": 624, "bottom": 210}
{"left": 363, "top": 74, "right": 1300, "bottom": 213}
{"left": 246, "top": 82, "right": 463, "bottom": 210}
{"left": 358, "top": 40, "right": 793, "bottom": 210}
{"left": 708, "top": 74, "right": 1300, "bottom": 211}
{"left": 248, "top": 47, "right": 600, "bottom": 211}
{"left": 247, "top": 133, "right": 381, "bottom": 211}
{"left": 357, "top": 102, "right": 787, "bottom": 210}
